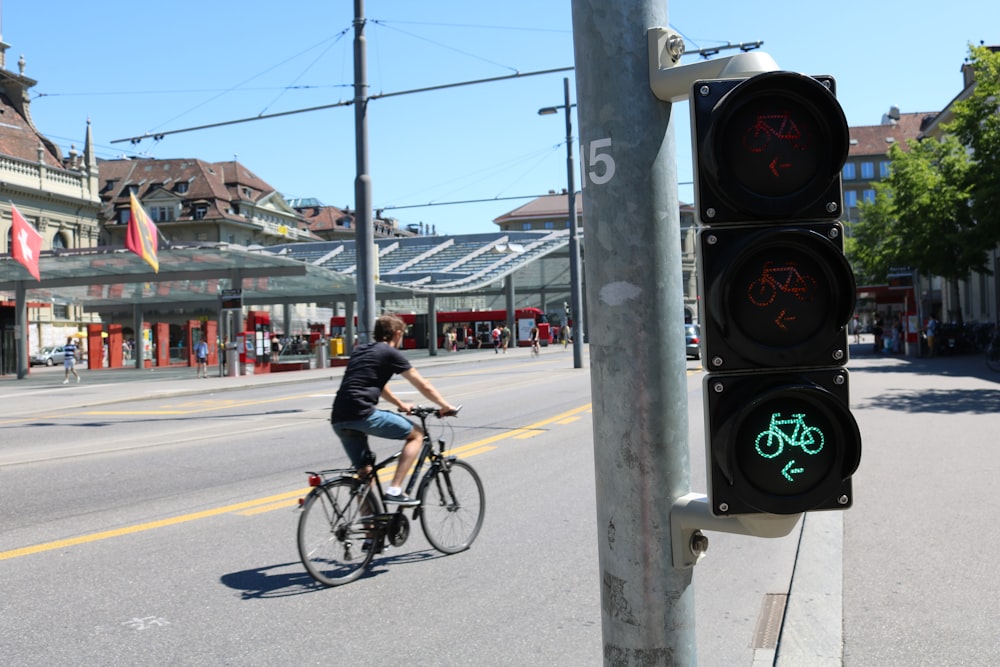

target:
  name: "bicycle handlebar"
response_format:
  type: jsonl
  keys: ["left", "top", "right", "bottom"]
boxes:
{"left": 402, "top": 404, "right": 462, "bottom": 419}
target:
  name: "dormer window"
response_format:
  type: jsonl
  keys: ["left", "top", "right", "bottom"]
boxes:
{"left": 176, "top": 182, "right": 189, "bottom": 194}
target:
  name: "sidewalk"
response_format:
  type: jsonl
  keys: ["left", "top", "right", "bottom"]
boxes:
{"left": 0, "top": 346, "right": 525, "bottom": 418}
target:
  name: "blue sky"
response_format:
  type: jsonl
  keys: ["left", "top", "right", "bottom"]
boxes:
{"left": 5, "top": 1, "right": 998, "bottom": 235}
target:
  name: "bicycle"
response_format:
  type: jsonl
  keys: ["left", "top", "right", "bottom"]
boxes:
{"left": 754, "top": 412, "right": 825, "bottom": 459}
{"left": 297, "top": 405, "right": 485, "bottom": 586}
{"left": 747, "top": 261, "right": 817, "bottom": 307}
{"left": 986, "top": 330, "right": 1000, "bottom": 372}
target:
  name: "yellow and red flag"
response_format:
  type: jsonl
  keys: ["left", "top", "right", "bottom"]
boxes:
{"left": 126, "top": 191, "right": 159, "bottom": 272}
{"left": 11, "top": 203, "right": 42, "bottom": 281}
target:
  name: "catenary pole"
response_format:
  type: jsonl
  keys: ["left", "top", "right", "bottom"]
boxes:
{"left": 571, "top": 0, "right": 695, "bottom": 663}
{"left": 562, "top": 77, "right": 585, "bottom": 369}
{"left": 353, "top": 0, "right": 375, "bottom": 344}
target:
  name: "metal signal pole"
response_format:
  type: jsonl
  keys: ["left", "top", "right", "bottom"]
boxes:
{"left": 353, "top": 0, "right": 374, "bottom": 345}
{"left": 571, "top": 0, "right": 696, "bottom": 662}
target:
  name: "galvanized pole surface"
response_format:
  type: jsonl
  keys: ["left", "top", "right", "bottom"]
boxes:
{"left": 353, "top": 0, "right": 375, "bottom": 344}
{"left": 563, "top": 77, "right": 585, "bottom": 370}
{"left": 571, "top": 1, "right": 696, "bottom": 663}
{"left": 15, "top": 282, "right": 27, "bottom": 378}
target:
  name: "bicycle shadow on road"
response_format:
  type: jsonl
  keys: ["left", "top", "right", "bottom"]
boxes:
{"left": 219, "top": 561, "right": 332, "bottom": 599}
{"left": 220, "top": 549, "right": 446, "bottom": 598}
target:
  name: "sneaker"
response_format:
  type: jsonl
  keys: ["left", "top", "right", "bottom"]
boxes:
{"left": 383, "top": 492, "right": 420, "bottom": 507}
{"left": 62, "top": 379, "right": 69, "bottom": 385}
{"left": 76, "top": 376, "right": 80, "bottom": 383}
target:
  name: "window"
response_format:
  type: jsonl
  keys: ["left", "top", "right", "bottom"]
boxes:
{"left": 861, "top": 162, "right": 875, "bottom": 179}
{"left": 844, "top": 190, "right": 858, "bottom": 209}
{"left": 842, "top": 163, "right": 856, "bottom": 180}
{"left": 150, "top": 206, "right": 174, "bottom": 222}
{"left": 53, "top": 304, "right": 69, "bottom": 320}
{"left": 880, "top": 161, "right": 891, "bottom": 178}
{"left": 176, "top": 182, "right": 189, "bottom": 194}
{"left": 862, "top": 189, "right": 876, "bottom": 204}
{"left": 51, "top": 232, "right": 68, "bottom": 249}
{"left": 522, "top": 223, "right": 532, "bottom": 230}
{"left": 544, "top": 221, "right": 554, "bottom": 229}
{"left": 118, "top": 209, "right": 130, "bottom": 224}
{"left": 193, "top": 204, "right": 208, "bottom": 220}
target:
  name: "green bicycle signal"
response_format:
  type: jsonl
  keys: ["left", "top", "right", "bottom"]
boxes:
{"left": 754, "top": 412, "right": 825, "bottom": 459}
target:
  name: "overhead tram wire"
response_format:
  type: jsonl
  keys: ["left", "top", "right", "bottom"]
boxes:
{"left": 110, "top": 66, "right": 575, "bottom": 145}
{"left": 145, "top": 27, "right": 352, "bottom": 134}
{"left": 379, "top": 193, "right": 558, "bottom": 211}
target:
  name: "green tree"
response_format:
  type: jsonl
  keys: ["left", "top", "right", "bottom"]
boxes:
{"left": 949, "top": 44, "right": 1000, "bottom": 247}
{"left": 854, "top": 134, "right": 974, "bottom": 322}
{"left": 853, "top": 44, "right": 1000, "bottom": 323}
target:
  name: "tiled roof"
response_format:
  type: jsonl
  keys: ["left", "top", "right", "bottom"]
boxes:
{"left": 294, "top": 202, "right": 352, "bottom": 233}
{"left": 493, "top": 192, "right": 582, "bottom": 225}
{"left": 97, "top": 157, "right": 295, "bottom": 224}
{"left": 0, "top": 92, "right": 64, "bottom": 167}
{"left": 848, "top": 112, "right": 933, "bottom": 157}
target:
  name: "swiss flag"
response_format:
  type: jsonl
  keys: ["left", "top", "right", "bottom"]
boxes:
{"left": 11, "top": 203, "right": 42, "bottom": 281}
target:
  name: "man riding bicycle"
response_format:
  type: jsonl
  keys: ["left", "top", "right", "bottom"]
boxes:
{"left": 331, "top": 314, "right": 458, "bottom": 506}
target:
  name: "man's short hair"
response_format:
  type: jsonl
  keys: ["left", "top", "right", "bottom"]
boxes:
{"left": 373, "top": 314, "right": 406, "bottom": 342}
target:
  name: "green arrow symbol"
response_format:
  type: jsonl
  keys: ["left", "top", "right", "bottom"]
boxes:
{"left": 782, "top": 460, "right": 804, "bottom": 482}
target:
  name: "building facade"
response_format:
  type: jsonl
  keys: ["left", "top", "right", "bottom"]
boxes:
{"left": 0, "top": 40, "right": 102, "bottom": 370}
{"left": 98, "top": 157, "right": 316, "bottom": 248}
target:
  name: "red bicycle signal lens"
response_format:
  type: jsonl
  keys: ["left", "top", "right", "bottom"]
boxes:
{"left": 693, "top": 71, "right": 849, "bottom": 224}
{"left": 700, "top": 224, "right": 855, "bottom": 371}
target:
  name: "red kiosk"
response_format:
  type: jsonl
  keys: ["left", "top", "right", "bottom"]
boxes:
{"left": 241, "top": 310, "right": 271, "bottom": 374}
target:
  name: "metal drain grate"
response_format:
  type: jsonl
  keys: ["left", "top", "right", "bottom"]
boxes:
{"left": 751, "top": 593, "right": 788, "bottom": 649}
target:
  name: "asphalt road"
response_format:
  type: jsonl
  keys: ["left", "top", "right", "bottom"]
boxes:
{"left": 2, "top": 341, "right": 997, "bottom": 665}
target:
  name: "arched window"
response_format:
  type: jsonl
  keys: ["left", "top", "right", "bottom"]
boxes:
{"left": 51, "top": 232, "right": 68, "bottom": 249}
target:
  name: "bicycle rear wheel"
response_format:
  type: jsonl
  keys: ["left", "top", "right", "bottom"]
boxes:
{"left": 297, "top": 478, "right": 380, "bottom": 586}
{"left": 987, "top": 343, "right": 1000, "bottom": 372}
{"left": 418, "top": 459, "right": 485, "bottom": 554}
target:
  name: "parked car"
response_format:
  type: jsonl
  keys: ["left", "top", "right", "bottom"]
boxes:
{"left": 30, "top": 345, "right": 66, "bottom": 366}
{"left": 685, "top": 323, "right": 701, "bottom": 360}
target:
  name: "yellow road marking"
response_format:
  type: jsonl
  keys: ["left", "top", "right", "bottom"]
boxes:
{"left": 1, "top": 403, "right": 591, "bottom": 559}
{"left": 84, "top": 393, "right": 321, "bottom": 416}
{"left": 0, "top": 488, "right": 307, "bottom": 561}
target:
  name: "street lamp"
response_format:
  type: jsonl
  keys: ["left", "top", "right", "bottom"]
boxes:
{"left": 539, "top": 77, "right": 585, "bottom": 370}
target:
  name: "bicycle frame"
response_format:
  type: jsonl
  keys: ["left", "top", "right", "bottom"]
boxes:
{"left": 343, "top": 410, "right": 453, "bottom": 520}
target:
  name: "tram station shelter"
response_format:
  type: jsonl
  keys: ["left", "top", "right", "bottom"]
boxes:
{"left": 0, "top": 230, "right": 575, "bottom": 378}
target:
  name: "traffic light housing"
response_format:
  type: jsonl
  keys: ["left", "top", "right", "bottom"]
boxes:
{"left": 692, "top": 71, "right": 850, "bottom": 224}
{"left": 694, "top": 71, "right": 861, "bottom": 517}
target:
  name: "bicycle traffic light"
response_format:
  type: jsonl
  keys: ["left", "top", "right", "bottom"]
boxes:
{"left": 693, "top": 71, "right": 862, "bottom": 517}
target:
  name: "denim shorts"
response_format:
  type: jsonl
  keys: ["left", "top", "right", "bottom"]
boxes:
{"left": 333, "top": 409, "right": 414, "bottom": 468}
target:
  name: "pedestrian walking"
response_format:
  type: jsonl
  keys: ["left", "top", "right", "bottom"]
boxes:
{"left": 194, "top": 338, "right": 210, "bottom": 378}
{"left": 63, "top": 336, "right": 80, "bottom": 384}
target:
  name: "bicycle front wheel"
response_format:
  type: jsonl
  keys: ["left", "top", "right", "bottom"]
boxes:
{"left": 297, "top": 478, "right": 379, "bottom": 586}
{"left": 987, "top": 343, "right": 1000, "bottom": 372}
{"left": 418, "top": 459, "right": 485, "bottom": 554}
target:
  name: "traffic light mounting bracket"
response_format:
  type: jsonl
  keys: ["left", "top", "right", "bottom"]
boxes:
{"left": 669, "top": 493, "right": 801, "bottom": 569}
{"left": 647, "top": 27, "right": 780, "bottom": 102}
